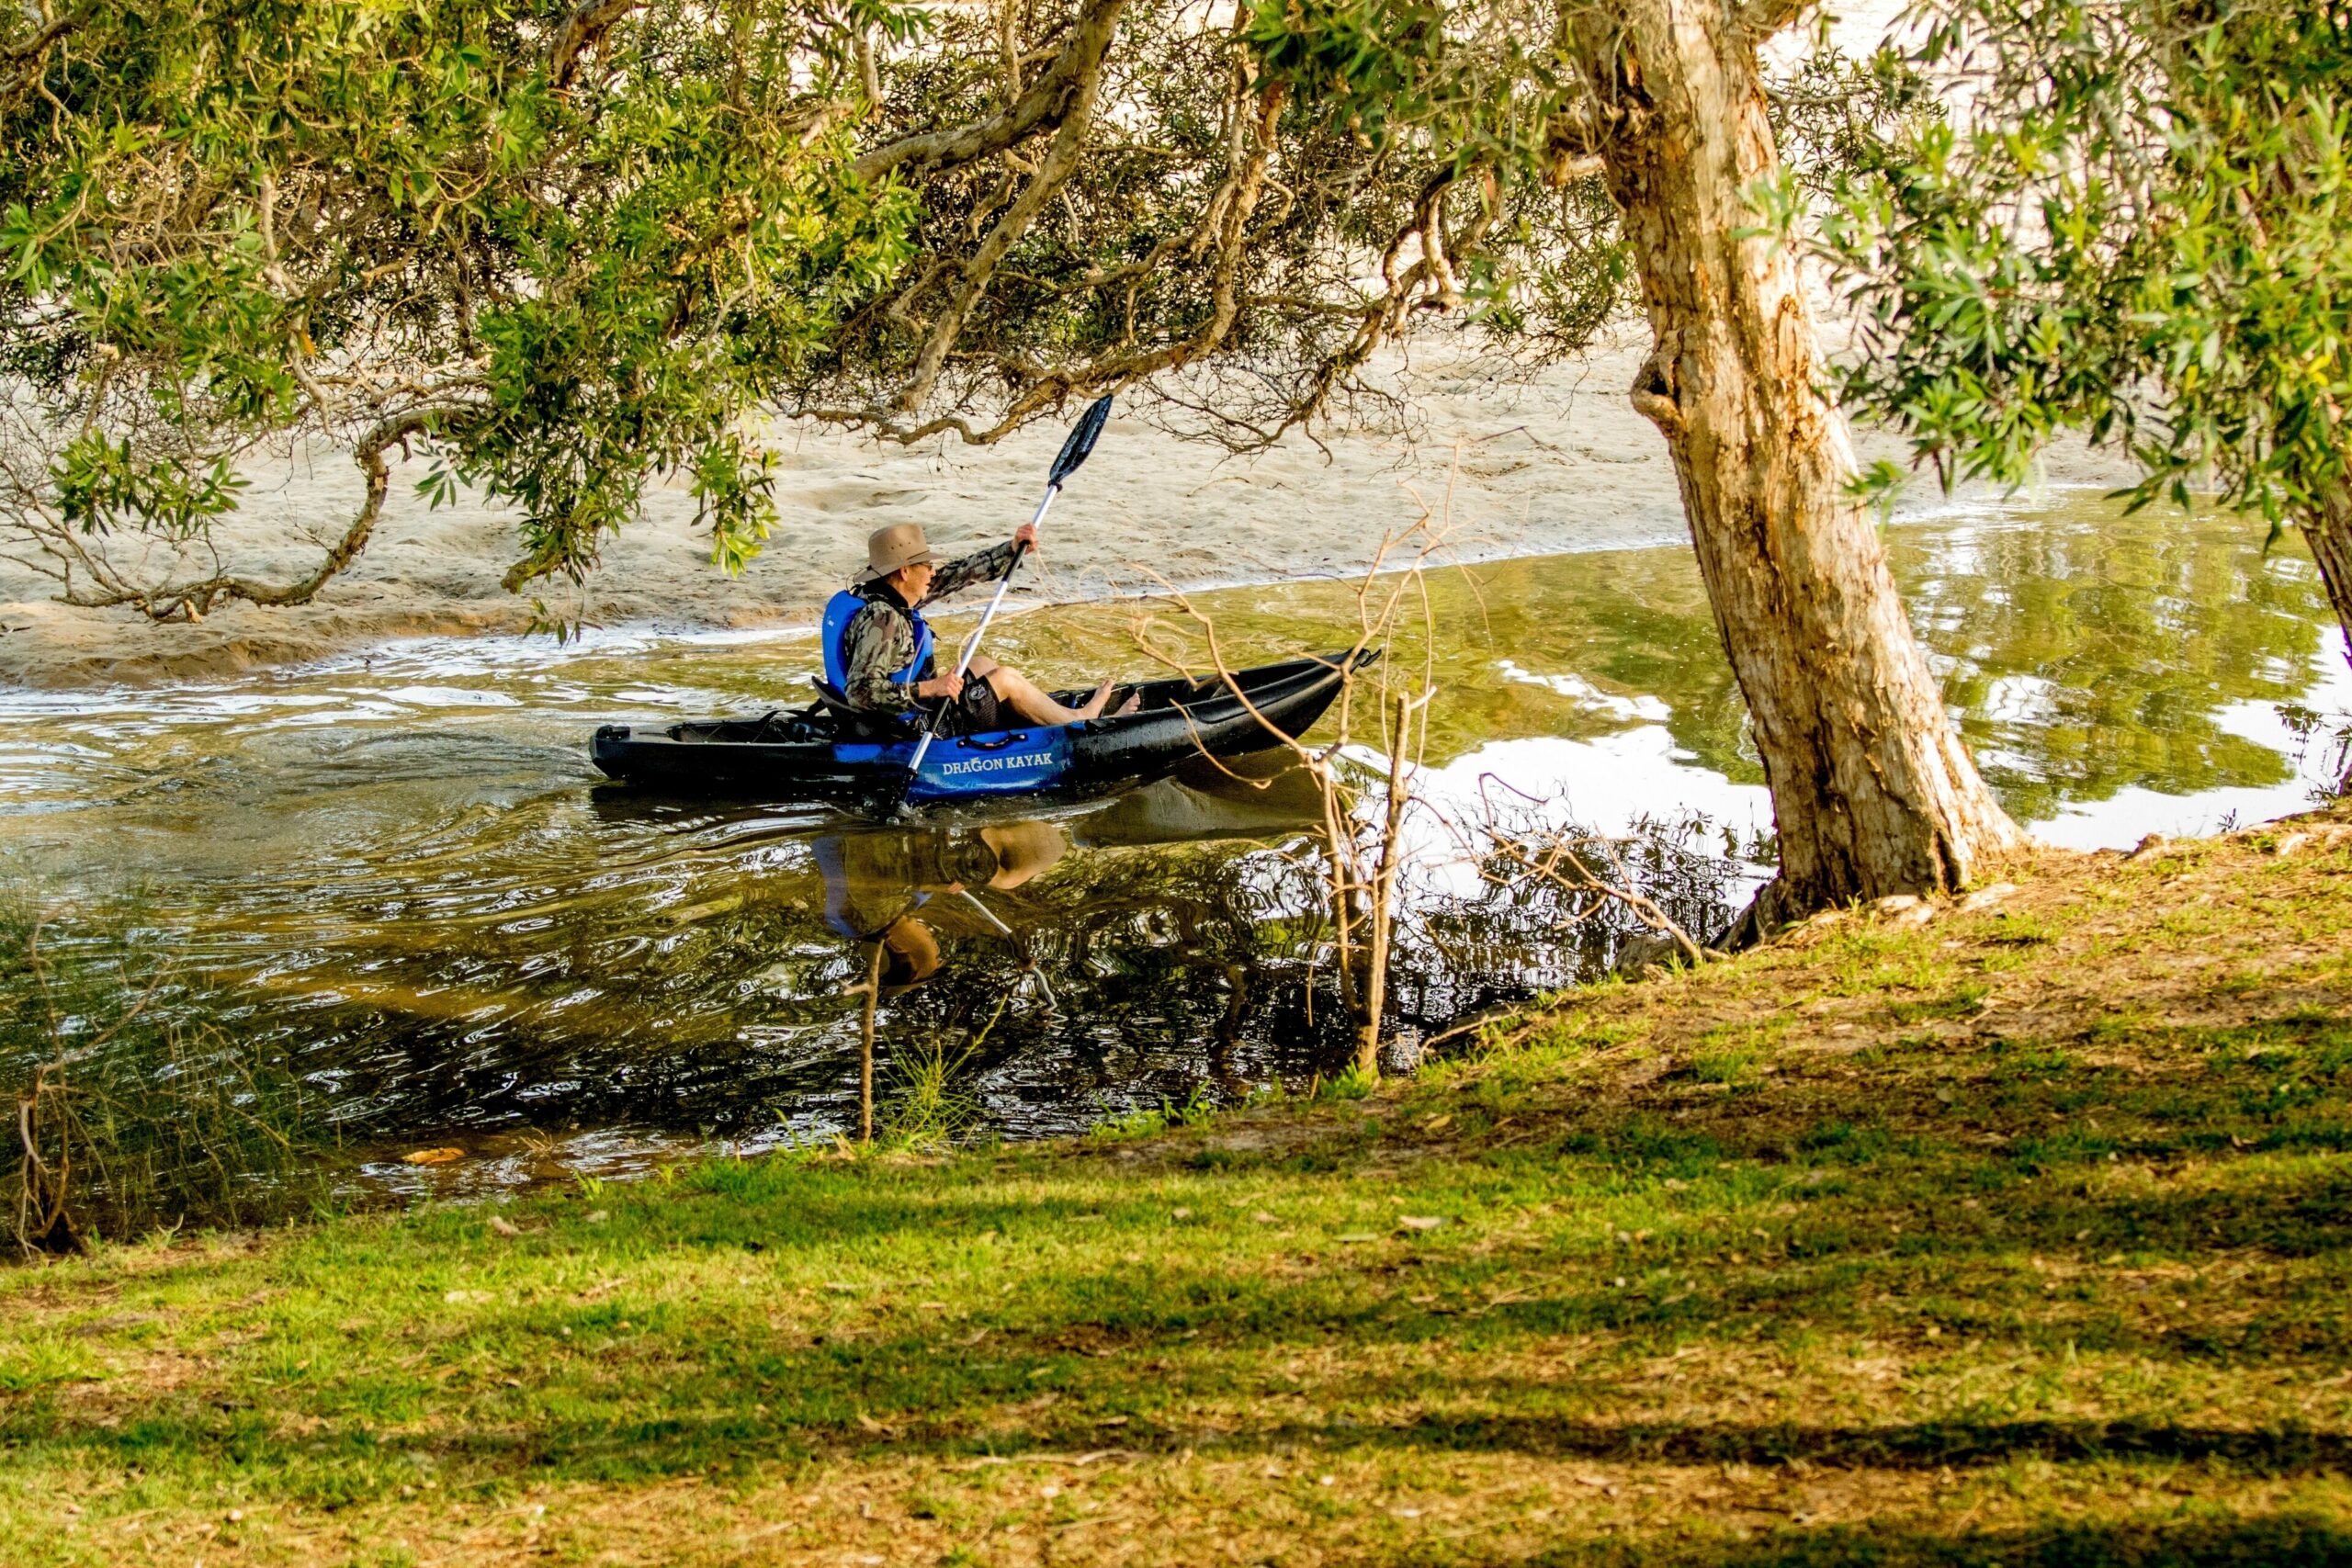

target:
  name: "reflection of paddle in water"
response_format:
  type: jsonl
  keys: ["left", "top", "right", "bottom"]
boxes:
{"left": 812, "top": 821, "right": 1069, "bottom": 1138}
{"left": 941, "top": 884, "right": 1063, "bottom": 1011}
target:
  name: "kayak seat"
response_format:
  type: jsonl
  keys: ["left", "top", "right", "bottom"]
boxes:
{"left": 809, "top": 678, "right": 913, "bottom": 741}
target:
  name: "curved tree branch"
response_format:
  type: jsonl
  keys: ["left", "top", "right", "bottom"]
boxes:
{"left": 42, "top": 409, "right": 450, "bottom": 622}
{"left": 852, "top": 0, "right": 1131, "bottom": 183}
{"left": 892, "top": 35, "right": 1123, "bottom": 412}
{"left": 2, "top": 15, "right": 78, "bottom": 65}
{"left": 1739, "top": 0, "right": 1818, "bottom": 40}
{"left": 811, "top": 66, "right": 1315, "bottom": 447}
{"left": 548, "top": 0, "right": 644, "bottom": 89}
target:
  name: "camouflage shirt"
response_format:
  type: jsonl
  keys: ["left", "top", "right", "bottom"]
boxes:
{"left": 839, "top": 539, "right": 1022, "bottom": 714}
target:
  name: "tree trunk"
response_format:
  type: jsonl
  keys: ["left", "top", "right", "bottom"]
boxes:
{"left": 1577, "top": 0, "right": 2020, "bottom": 926}
{"left": 2311, "top": 495, "right": 2352, "bottom": 672}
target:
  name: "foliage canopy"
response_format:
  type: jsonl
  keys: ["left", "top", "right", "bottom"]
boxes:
{"left": 1824, "top": 2, "right": 2352, "bottom": 576}
{"left": 1, "top": 0, "right": 1912, "bottom": 622}
{"left": 0, "top": 0, "right": 1656, "bottom": 613}
{"left": 1, "top": 0, "right": 921, "bottom": 619}
{"left": 789, "top": 0, "right": 1626, "bottom": 448}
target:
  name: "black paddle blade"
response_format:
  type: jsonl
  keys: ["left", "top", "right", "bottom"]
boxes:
{"left": 1047, "top": 395, "right": 1114, "bottom": 488}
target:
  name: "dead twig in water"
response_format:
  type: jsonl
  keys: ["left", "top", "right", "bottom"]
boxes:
{"left": 1484, "top": 829, "right": 1719, "bottom": 965}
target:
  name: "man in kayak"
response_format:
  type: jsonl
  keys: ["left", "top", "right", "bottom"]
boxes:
{"left": 824, "top": 521, "right": 1125, "bottom": 734}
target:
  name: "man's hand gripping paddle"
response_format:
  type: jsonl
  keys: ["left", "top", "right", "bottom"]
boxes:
{"left": 890, "top": 395, "right": 1114, "bottom": 816}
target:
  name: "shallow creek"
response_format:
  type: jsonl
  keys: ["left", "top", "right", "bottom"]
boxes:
{"left": 3, "top": 496, "right": 2345, "bottom": 1190}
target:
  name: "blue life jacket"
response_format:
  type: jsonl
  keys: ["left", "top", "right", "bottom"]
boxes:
{"left": 821, "top": 585, "right": 934, "bottom": 699}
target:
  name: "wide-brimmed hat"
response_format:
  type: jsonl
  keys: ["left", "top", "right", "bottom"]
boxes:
{"left": 858, "top": 522, "right": 935, "bottom": 581}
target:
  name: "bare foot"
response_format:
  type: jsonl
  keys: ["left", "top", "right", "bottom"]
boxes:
{"left": 1114, "top": 691, "right": 1142, "bottom": 716}
{"left": 1074, "top": 678, "right": 1116, "bottom": 720}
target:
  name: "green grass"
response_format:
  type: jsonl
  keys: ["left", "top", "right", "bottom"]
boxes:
{"left": 1689, "top": 1043, "right": 1760, "bottom": 1084}
{"left": 1087, "top": 1081, "right": 1221, "bottom": 1141}
{"left": 879, "top": 1037, "right": 985, "bottom": 1151}
{"left": 3, "top": 815, "right": 2351, "bottom": 1564}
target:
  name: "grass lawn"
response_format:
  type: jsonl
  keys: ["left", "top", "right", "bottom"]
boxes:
{"left": 4, "top": 807, "right": 2351, "bottom": 1565}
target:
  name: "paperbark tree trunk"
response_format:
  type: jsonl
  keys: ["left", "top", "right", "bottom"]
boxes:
{"left": 1576, "top": 0, "right": 2021, "bottom": 928}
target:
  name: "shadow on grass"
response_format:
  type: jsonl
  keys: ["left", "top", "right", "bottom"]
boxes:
{"left": 1574, "top": 1516, "right": 2352, "bottom": 1567}
{"left": 10, "top": 1367, "right": 2352, "bottom": 1493}
{"left": 1281, "top": 1414, "right": 2352, "bottom": 1471}
{"left": 8, "top": 1030, "right": 2351, "bottom": 1515}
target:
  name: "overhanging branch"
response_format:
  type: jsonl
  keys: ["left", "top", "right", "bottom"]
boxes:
{"left": 1739, "top": 0, "right": 1817, "bottom": 39}
{"left": 31, "top": 408, "right": 456, "bottom": 622}
{"left": 852, "top": 0, "right": 1131, "bottom": 183}
{"left": 548, "top": 0, "right": 644, "bottom": 89}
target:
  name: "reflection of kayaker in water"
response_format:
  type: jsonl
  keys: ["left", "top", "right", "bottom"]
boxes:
{"left": 812, "top": 820, "right": 1067, "bottom": 991}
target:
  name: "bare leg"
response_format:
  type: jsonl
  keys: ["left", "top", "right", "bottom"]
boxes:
{"left": 983, "top": 665, "right": 1115, "bottom": 724}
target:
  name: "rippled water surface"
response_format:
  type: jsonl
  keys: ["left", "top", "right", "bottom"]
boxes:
{"left": 5, "top": 497, "right": 2346, "bottom": 1182}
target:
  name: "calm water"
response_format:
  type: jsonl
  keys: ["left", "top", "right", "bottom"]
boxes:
{"left": 3, "top": 496, "right": 2345, "bottom": 1186}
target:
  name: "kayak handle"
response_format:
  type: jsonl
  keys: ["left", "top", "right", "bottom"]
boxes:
{"left": 957, "top": 731, "right": 1034, "bottom": 751}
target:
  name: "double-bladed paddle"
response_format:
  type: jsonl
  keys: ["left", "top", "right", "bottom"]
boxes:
{"left": 890, "top": 395, "right": 1114, "bottom": 814}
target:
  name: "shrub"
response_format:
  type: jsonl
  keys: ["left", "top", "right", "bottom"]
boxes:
{"left": 2, "top": 896, "right": 337, "bottom": 1251}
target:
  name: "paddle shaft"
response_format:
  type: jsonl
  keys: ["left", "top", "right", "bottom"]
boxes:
{"left": 899, "top": 484, "right": 1059, "bottom": 786}
{"left": 954, "top": 886, "right": 1015, "bottom": 937}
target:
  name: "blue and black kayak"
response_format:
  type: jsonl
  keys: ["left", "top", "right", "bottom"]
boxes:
{"left": 591, "top": 649, "right": 1374, "bottom": 807}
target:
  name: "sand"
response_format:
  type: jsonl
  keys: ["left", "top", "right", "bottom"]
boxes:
{"left": 0, "top": 333, "right": 2137, "bottom": 691}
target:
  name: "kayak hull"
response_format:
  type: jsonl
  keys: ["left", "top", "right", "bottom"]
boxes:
{"left": 591, "top": 649, "right": 1372, "bottom": 807}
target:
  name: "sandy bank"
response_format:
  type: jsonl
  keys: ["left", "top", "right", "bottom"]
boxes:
{"left": 0, "top": 337, "right": 2137, "bottom": 691}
